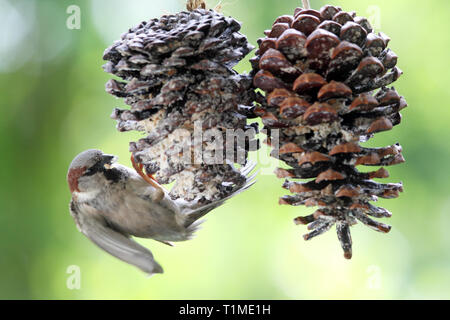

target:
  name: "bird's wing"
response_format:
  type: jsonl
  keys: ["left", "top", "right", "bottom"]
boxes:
{"left": 69, "top": 200, "right": 163, "bottom": 275}
{"left": 181, "top": 161, "right": 258, "bottom": 228}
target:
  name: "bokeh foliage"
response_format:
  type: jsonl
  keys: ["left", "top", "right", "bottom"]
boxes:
{"left": 0, "top": 0, "right": 449, "bottom": 299}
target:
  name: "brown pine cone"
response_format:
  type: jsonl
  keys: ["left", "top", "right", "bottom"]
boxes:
{"left": 251, "top": 4, "right": 407, "bottom": 259}
{"left": 103, "top": 8, "right": 259, "bottom": 202}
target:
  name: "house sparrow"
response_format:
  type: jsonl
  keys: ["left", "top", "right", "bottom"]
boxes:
{"left": 67, "top": 149, "right": 256, "bottom": 275}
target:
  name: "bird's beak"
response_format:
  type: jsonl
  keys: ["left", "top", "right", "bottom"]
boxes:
{"left": 102, "top": 154, "right": 117, "bottom": 169}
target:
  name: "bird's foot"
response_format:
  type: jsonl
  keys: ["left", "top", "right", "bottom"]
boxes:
{"left": 131, "top": 154, "right": 166, "bottom": 202}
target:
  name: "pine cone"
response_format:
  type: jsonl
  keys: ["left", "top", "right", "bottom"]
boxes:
{"left": 103, "top": 8, "right": 258, "bottom": 202}
{"left": 251, "top": 5, "right": 407, "bottom": 259}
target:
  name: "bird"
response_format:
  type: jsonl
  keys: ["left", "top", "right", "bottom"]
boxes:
{"left": 67, "top": 149, "right": 256, "bottom": 275}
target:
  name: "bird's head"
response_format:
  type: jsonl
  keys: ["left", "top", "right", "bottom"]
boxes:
{"left": 67, "top": 149, "right": 118, "bottom": 194}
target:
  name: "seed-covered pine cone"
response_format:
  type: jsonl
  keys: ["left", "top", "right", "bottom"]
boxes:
{"left": 103, "top": 8, "right": 258, "bottom": 202}
{"left": 251, "top": 4, "right": 407, "bottom": 259}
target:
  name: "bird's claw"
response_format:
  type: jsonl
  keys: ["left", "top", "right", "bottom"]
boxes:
{"left": 131, "top": 154, "right": 165, "bottom": 202}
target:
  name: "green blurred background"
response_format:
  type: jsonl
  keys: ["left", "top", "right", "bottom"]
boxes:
{"left": 1, "top": 0, "right": 449, "bottom": 299}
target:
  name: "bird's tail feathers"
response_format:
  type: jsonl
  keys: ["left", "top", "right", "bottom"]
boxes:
{"left": 182, "top": 161, "right": 258, "bottom": 228}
